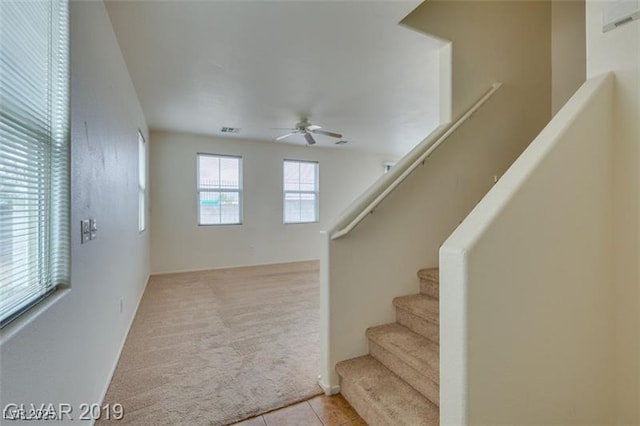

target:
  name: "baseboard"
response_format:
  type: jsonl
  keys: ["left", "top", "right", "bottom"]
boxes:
{"left": 94, "top": 272, "right": 150, "bottom": 423}
{"left": 318, "top": 376, "right": 340, "bottom": 395}
{"left": 151, "top": 259, "right": 320, "bottom": 276}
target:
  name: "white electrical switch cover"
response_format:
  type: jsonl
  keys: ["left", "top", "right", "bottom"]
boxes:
{"left": 81, "top": 219, "right": 91, "bottom": 244}
{"left": 89, "top": 218, "right": 97, "bottom": 240}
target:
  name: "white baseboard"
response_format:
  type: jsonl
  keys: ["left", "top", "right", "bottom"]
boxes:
{"left": 318, "top": 376, "right": 340, "bottom": 395}
{"left": 94, "top": 273, "right": 150, "bottom": 424}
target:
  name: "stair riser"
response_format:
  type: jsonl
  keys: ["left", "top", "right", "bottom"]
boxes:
{"left": 420, "top": 279, "right": 439, "bottom": 299}
{"left": 339, "top": 377, "right": 403, "bottom": 426}
{"left": 396, "top": 308, "right": 439, "bottom": 343}
{"left": 369, "top": 341, "right": 440, "bottom": 406}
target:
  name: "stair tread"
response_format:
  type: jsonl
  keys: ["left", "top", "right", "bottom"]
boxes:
{"left": 417, "top": 268, "right": 439, "bottom": 282}
{"left": 336, "top": 355, "right": 439, "bottom": 425}
{"left": 393, "top": 294, "right": 439, "bottom": 324}
{"left": 367, "top": 323, "right": 439, "bottom": 384}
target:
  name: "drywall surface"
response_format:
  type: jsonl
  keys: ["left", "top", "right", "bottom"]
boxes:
{"left": 441, "top": 74, "right": 615, "bottom": 424}
{"left": 586, "top": 2, "right": 640, "bottom": 423}
{"left": 552, "top": 0, "right": 586, "bottom": 115}
{"left": 321, "top": 0, "right": 552, "bottom": 388}
{"left": 149, "top": 131, "right": 388, "bottom": 274}
{"left": 0, "top": 1, "right": 149, "bottom": 420}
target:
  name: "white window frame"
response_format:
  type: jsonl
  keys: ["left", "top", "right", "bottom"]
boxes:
{"left": 283, "top": 159, "right": 319, "bottom": 224}
{"left": 196, "top": 153, "right": 243, "bottom": 226}
{"left": 138, "top": 131, "right": 146, "bottom": 232}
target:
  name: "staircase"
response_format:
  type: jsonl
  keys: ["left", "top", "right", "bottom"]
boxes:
{"left": 335, "top": 268, "right": 440, "bottom": 425}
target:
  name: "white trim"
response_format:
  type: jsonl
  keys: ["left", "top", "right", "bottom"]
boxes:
{"left": 95, "top": 273, "right": 150, "bottom": 415}
{"left": 318, "top": 376, "right": 340, "bottom": 395}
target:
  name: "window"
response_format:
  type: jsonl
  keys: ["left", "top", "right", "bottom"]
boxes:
{"left": 283, "top": 160, "right": 319, "bottom": 224}
{"left": 138, "top": 131, "right": 146, "bottom": 232}
{"left": 197, "top": 154, "right": 242, "bottom": 225}
{"left": 0, "top": 0, "right": 70, "bottom": 327}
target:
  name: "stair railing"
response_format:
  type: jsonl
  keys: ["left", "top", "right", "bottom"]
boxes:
{"left": 327, "top": 82, "right": 502, "bottom": 240}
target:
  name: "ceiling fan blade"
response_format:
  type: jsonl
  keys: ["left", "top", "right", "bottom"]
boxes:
{"left": 275, "top": 132, "right": 297, "bottom": 141}
{"left": 311, "top": 129, "right": 342, "bottom": 139}
{"left": 304, "top": 133, "right": 316, "bottom": 145}
{"left": 306, "top": 125, "right": 322, "bottom": 131}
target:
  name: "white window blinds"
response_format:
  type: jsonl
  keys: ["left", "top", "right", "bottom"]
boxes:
{"left": 0, "top": 0, "right": 70, "bottom": 326}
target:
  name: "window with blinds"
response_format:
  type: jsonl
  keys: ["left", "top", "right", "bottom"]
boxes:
{"left": 0, "top": 0, "right": 71, "bottom": 327}
{"left": 197, "top": 154, "right": 242, "bottom": 225}
{"left": 283, "top": 160, "right": 319, "bottom": 224}
{"left": 138, "top": 131, "right": 146, "bottom": 232}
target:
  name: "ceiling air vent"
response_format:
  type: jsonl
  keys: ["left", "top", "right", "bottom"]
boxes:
{"left": 220, "top": 127, "right": 240, "bottom": 134}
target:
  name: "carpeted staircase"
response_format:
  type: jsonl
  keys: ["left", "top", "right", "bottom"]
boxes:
{"left": 335, "top": 268, "right": 440, "bottom": 425}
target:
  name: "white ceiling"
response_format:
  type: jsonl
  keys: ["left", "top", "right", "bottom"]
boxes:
{"left": 105, "top": 1, "right": 443, "bottom": 157}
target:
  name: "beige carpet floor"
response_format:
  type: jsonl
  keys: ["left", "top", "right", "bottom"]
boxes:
{"left": 99, "top": 261, "right": 322, "bottom": 425}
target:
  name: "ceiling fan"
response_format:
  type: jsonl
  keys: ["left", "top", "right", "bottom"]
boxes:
{"left": 274, "top": 119, "right": 343, "bottom": 145}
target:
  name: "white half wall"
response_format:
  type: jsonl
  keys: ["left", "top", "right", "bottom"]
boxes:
{"left": 586, "top": 1, "right": 640, "bottom": 423}
{"left": 0, "top": 1, "right": 149, "bottom": 420}
{"left": 149, "top": 131, "right": 389, "bottom": 274}
{"left": 440, "top": 73, "right": 615, "bottom": 424}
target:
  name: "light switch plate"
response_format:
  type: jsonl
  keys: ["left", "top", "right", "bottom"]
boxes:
{"left": 81, "top": 219, "right": 90, "bottom": 244}
{"left": 89, "top": 218, "right": 97, "bottom": 240}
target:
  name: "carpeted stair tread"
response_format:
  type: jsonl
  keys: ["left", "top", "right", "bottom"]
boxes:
{"left": 336, "top": 355, "right": 439, "bottom": 425}
{"left": 366, "top": 323, "right": 439, "bottom": 385}
{"left": 393, "top": 294, "right": 439, "bottom": 324}
{"left": 417, "top": 268, "right": 439, "bottom": 282}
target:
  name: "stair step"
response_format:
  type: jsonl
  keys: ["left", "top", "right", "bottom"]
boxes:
{"left": 418, "top": 268, "right": 439, "bottom": 299}
{"left": 367, "top": 323, "right": 439, "bottom": 405}
{"left": 336, "top": 355, "right": 439, "bottom": 426}
{"left": 393, "top": 294, "right": 439, "bottom": 342}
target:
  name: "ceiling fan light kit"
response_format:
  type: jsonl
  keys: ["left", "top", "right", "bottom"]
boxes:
{"left": 274, "top": 119, "right": 345, "bottom": 146}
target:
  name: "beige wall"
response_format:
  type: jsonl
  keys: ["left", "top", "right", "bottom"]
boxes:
{"left": 321, "top": 0, "right": 552, "bottom": 388}
{"left": 0, "top": 1, "right": 149, "bottom": 413}
{"left": 441, "top": 73, "right": 615, "bottom": 424}
{"left": 150, "top": 131, "right": 388, "bottom": 273}
{"left": 586, "top": 1, "right": 640, "bottom": 423}
{"left": 552, "top": 0, "right": 586, "bottom": 115}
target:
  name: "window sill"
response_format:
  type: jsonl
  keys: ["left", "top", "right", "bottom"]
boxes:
{"left": 0, "top": 287, "right": 70, "bottom": 346}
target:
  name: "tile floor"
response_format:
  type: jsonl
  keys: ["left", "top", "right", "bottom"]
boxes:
{"left": 232, "top": 394, "right": 365, "bottom": 426}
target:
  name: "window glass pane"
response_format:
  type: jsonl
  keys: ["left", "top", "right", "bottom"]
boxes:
{"left": 220, "top": 157, "right": 240, "bottom": 189}
{"left": 284, "top": 193, "right": 302, "bottom": 224}
{"left": 299, "top": 162, "right": 316, "bottom": 191}
{"left": 299, "top": 193, "right": 317, "bottom": 222}
{"left": 199, "top": 192, "right": 221, "bottom": 225}
{"left": 198, "top": 156, "right": 220, "bottom": 189}
{"left": 283, "top": 161, "right": 300, "bottom": 191}
{"left": 220, "top": 191, "right": 240, "bottom": 224}
{"left": 138, "top": 133, "right": 145, "bottom": 189}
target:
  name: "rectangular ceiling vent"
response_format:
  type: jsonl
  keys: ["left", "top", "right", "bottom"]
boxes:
{"left": 220, "top": 127, "right": 240, "bottom": 134}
